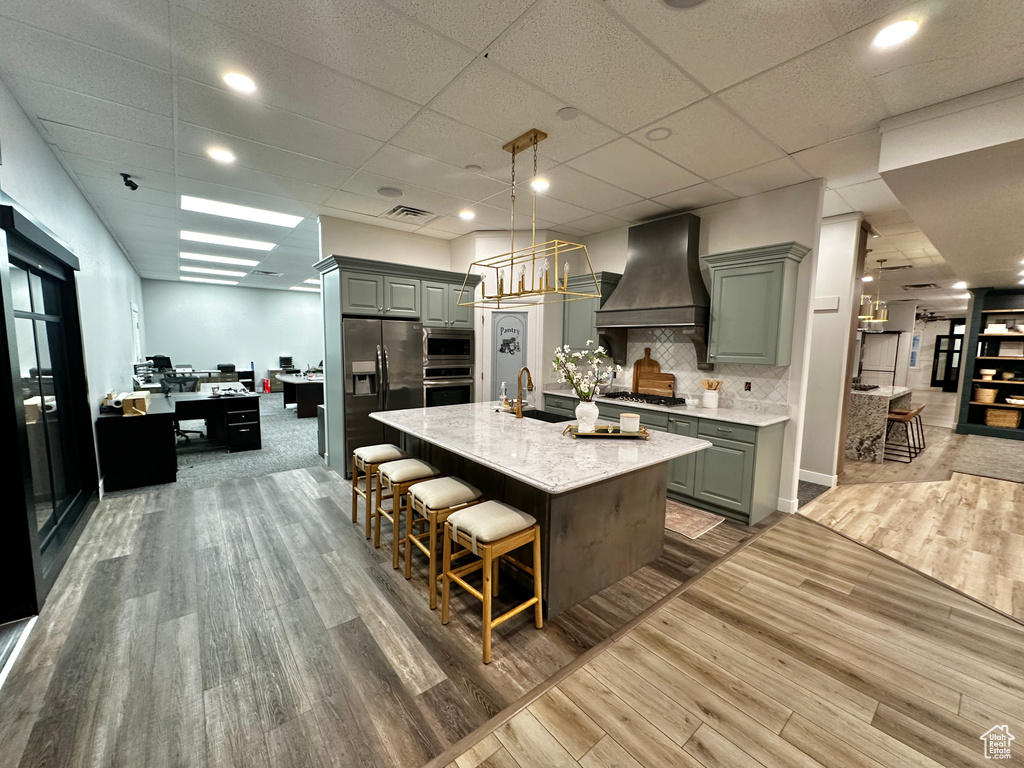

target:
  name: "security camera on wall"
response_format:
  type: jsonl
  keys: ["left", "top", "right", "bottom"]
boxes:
{"left": 120, "top": 172, "right": 138, "bottom": 191}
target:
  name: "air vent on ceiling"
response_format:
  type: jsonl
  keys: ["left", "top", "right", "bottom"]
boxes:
{"left": 250, "top": 269, "right": 284, "bottom": 277}
{"left": 879, "top": 264, "right": 913, "bottom": 271}
{"left": 902, "top": 283, "right": 940, "bottom": 290}
{"left": 380, "top": 205, "right": 439, "bottom": 225}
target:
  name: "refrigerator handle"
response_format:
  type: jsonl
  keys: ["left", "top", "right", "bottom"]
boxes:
{"left": 376, "top": 345, "right": 384, "bottom": 410}
{"left": 382, "top": 345, "right": 390, "bottom": 409}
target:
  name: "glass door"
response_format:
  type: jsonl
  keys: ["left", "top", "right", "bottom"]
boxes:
{"left": 931, "top": 334, "right": 964, "bottom": 392}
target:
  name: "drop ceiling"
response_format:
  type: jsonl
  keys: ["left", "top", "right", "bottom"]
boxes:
{"left": 1, "top": 0, "right": 1023, "bottom": 294}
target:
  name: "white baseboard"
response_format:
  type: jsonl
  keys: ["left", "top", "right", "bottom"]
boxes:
{"left": 777, "top": 496, "right": 799, "bottom": 514}
{"left": 799, "top": 469, "right": 837, "bottom": 488}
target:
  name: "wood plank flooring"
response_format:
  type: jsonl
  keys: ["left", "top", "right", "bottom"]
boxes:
{"left": 0, "top": 466, "right": 775, "bottom": 768}
{"left": 840, "top": 425, "right": 969, "bottom": 485}
{"left": 802, "top": 471, "right": 1024, "bottom": 620}
{"left": 445, "top": 514, "right": 1024, "bottom": 768}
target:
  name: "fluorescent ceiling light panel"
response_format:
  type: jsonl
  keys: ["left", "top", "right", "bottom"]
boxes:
{"left": 290, "top": 286, "right": 321, "bottom": 292}
{"left": 180, "top": 195, "right": 303, "bottom": 228}
{"left": 180, "top": 265, "right": 247, "bottom": 277}
{"left": 180, "top": 230, "right": 275, "bottom": 251}
{"left": 303, "top": 278, "right": 320, "bottom": 285}
{"left": 180, "top": 251, "right": 260, "bottom": 266}
{"left": 180, "top": 276, "right": 239, "bottom": 285}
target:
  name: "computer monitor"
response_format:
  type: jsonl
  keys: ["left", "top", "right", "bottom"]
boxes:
{"left": 148, "top": 354, "right": 172, "bottom": 370}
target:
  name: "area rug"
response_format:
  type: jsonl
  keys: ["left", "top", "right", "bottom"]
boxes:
{"left": 952, "top": 434, "right": 1024, "bottom": 484}
{"left": 665, "top": 499, "right": 725, "bottom": 539}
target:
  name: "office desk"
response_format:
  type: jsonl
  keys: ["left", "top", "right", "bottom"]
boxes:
{"left": 96, "top": 392, "right": 261, "bottom": 491}
{"left": 276, "top": 374, "right": 324, "bottom": 418}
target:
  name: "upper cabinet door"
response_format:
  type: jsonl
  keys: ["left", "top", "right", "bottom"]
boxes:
{"left": 383, "top": 276, "right": 420, "bottom": 317}
{"left": 421, "top": 281, "right": 447, "bottom": 326}
{"left": 341, "top": 273, "right": 383, "bottom": 316}
{"left": 447, "top": 283, "right": 473, "bottom": 328}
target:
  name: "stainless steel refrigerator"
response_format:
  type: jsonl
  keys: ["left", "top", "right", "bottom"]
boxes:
{"left": 342, "top": 318, "right": 423, "bottom": 464}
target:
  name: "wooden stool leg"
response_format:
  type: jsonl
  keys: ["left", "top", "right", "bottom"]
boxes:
{"left": 441, "top": 526, "right": 452, "bottom": 625}
{"left": 532, "top": 527, "right": 543, "bottom": 629}
{"left": 491, "top": 558, "right": 499, "bottom": 597}
{"left": 351, "top": 456, "right": 359, "bottom": 524}
{"left": 364, "top": 463, "right": 374, "bottom": 539}
{"left": 404, "top": 499, "right": 415, "bottom": 579}
{"left": 428, "top": 512, "right": 439, "bottom": 610}
{"left": 481, "top": 545, "right": 493, "bottom": 664}
{"left": 374, "top": 474, "right": 383, "bottom": 548}
{"left": 392, "top": 485, "right": 403, "bottom": 570}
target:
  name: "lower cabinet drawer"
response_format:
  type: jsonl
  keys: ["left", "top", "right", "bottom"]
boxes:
{"left": 227, "top": 422, "right": 261, "bottom": 451}
{"left": 227, "top": 409, "right": 259, "bottom": 424}
{"left": 545, "top": 395, "right": 576, "bottom": 413}
{"left": 698, "top": 419, "right": 756, "bottom": 445}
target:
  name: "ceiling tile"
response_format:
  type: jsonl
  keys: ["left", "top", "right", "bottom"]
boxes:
{"left": 606, "top": 0, "right": 838, "bottom": 92}
{"left": 93, "top": 196, "right": 178, "bottom": 221}
{"left": 421, "top": 216, "right": 489, "bottom": 236}
{"left": 563, "top": 213, "right": 628, "bottom": 235}
{"left": 791, "top": 129, "right": 882, "bottom": 189}
{"left": 341, "top": 170, "right": 474, "bottom": 217}
{"left": 321, "top": 192, "right": 395, "bottom": 218}
{"left": 712, "top": 158, "right": 812, "bottom": 197}
{"left": 359, "top": 145, "right": 506, "bottom": 201}
{"left": 64, "top": 153, "right": 176, "bottom": 193}
{"left": 412, "top": 226, "right": 459, "bottom": 241}
{"left": 178, "top": 0, "right": 474, "bottom": 104}
{"left": 176, "top": 154, "right": 335, "bottom": 207}
{"left": 488, "top": 0, "right": 705, "bottom": 133}
{"left": 477, "top": 189, "right": 593, "bottom": 228}
{"left": 41, "top": 121, "right": 175, "bottom": 173}
{"left": 316, "top": 208, "right": 422, "bottom": 233}
{"left": 834, "top": 178, "right": 903, "bottom": 215}
{"left": 380, "top": 0, "right": 535, "bottom": 49}
{"left": 632, "top": 98, "right": 784, "bottom": 179}
{"left": 603, "top": 200, "right": 673, "bottom": 223}
{"left": 429, "top": 60, "right": 620, "bottom": 162}
{"left": 173, "top": 7, "right": 419, "bottom": 143}
{"left": 471, "top": 202, "right": 556, "bottom": 231}
{"left": 551, "top": 224, "right": 590, "bottom": 238}
{"left": 719, "top": 39, "right": 887, "bottom": 153}
{"left": 542, "top": 165, "right": 641, "bottom": 213}
{"left": 844, "top": 0, "right": 1024, "bottom": 115}
{"left": 0, "top": 20, "right": 171, "bottom": 116}
{"left": 176, "top": 177, "right": 322, "bottom": 218}
{"left": 652, "top": 182, "right": 736, "bottom": 211}
{"left": 875, "top": 222, "right": 922, "bottom": 236}
{"left": 822, "top": 189, "right": 856, "bottom": 217}
{"left": 176, "top": 79, "right": 382, "bottom": 168}
{"left": 568, "top": 138, "right": 701, "bottom": 198}
{"left": 864, "top": 208, "right": 913, "bottom": 227}
{"left": 817, "top": 0, "right": 923, "bottom": 35}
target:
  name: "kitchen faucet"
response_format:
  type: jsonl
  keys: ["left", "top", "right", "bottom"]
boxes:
{"left": 516, "top": 366, "right": 534, "bottom": 419}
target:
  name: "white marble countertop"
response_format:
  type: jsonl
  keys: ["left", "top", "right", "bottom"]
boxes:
{"left": 543, "top": 389, "right": 789, "bottom": 428}
{"left": 371, "top": 401, "right": 712, "bottom": 495}
{"left": 850, "top": 385, "right": 911, "bottom": 399}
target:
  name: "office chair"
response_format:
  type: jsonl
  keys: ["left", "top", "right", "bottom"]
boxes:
{"left": 161, "top": 373, "right": 204, "bottom": 442}
{"left": 217, "top": 363, "right": 236, "bottom": 373}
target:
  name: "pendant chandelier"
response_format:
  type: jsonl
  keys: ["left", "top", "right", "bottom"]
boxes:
{"left": 458, "top": 128, "right": 601, "bottom": 309}
{"left": 861, "top": 259, "right": 888, "bottom": 324}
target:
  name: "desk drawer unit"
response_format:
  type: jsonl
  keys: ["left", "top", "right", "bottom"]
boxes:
{"left": 226, "top": 408, "right": 261, "bottom": 451}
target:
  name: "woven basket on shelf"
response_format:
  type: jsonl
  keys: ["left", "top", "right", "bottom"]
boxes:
{"left": 974, "top": 386, "right": 998, "bottom": 404}
{"left": 985, "top": 408, "right": 1021, "bottom": 428}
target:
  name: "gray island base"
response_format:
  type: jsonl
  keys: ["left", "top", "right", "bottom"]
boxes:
{"left": 372, "top": 402, "right": 711, "bottom": 617}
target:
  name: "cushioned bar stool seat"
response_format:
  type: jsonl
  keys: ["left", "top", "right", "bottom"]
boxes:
{"left": 406, "top": 477, "right": 483, "bottom": 609}
{"left": 441, "top": 501, "right": 542, "bottom": 663}
{"left": 376, "top": 459, "right": 439, "bottom": 569}
{"left": 885, "top": 405, "right": 926, "bottom": 463}
{"left": 351, "top": 444, "right": 407, "bottom": 539}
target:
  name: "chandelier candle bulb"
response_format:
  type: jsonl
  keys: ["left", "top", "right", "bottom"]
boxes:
{"left": 563, "top": 262, "right": 569, "bottom": 291}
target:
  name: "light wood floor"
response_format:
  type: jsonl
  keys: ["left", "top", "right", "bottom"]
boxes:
{"left": 0, "top": 466, "right": 776, "bottom": 768}
{"left": 444, "top": 514, "right": 1024, "bottom": 768}
{"left": 840, "top": 424, "right": 969, "bottom": 485}
{"left": 802, "top": 471, "right": 1024, "bottom": 620}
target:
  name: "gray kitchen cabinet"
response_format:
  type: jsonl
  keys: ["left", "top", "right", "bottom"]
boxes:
{"left": 667, "top": 415, "right": 697, "bottom": 497}
{"left": 448, "top": 283, "right": 473, "bottom": 328}
{"left": 341, "top": 273, "right": 383, "bottom": 315}
{"left": 383, "top": 276, "right": 420, "bottom": 317}
{"left": 562, "top": 272, "right": 620, "bottom": 352}
{"left": 705, "top": 242, "right": 808, "bottom": 366}
{"left": 421, "top": 281, "right": 448, "bottom": 326}
{"left": 692, "top": 435, "right": 755, "bottom": 516}
{"left": 544, "top": 393, "right": 576, "bottom": 416}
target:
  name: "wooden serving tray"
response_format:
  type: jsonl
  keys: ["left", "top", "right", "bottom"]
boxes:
{"left": 562, "top": 424, "right": 650, "bottom": 440}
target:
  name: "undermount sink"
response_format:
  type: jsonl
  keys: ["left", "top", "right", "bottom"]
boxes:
{"left": 507, "top": 408, "right": 575, "bottom": 424}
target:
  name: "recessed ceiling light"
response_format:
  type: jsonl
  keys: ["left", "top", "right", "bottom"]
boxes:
{"left": 954, "top": 293, "right": 971, "bottom": 299}
{"left": 952, "top": 280, "right": 967, "bottom": 289}
{"left": 464, "top": 164, "right": 482, "bottom": 173}
{"left": 530, "top": 178, "right": 549, "bottom": 193}
{"left": 289, "top": 286, "right": 320, "bottom": 293}
{"left": 862, "top": 275, "right": 874, "bottom": 282}
{"left": 557, "top": 106, "right": 579, "bottom": 121}
{"left": 459, "top": 210, "right": 475, "bottom": 220}
{"left": 181, "top": 276, "right": 239, "bottom": 285}
{"left": 207, "top": 147, "right": 236, "bottom": 163}
{"left": 181, "top": 195, "right": 303, "bottom": 228}
{"left": 180, "top": 230, "right": 275, "bottom": 251}
{"left": 645, "top": 127, "right": 672, "bottom": 141}
{"left": 872, "top": 20, "right": 919, "bottom": 49}
{"left": 662, "top": 0, "right": 710, "bottom": 7}
{"left": 304, "top": 278, "right": 320, "bottom": 285}
{"left": 180, "top": 251, "right": 260, "bottom": 267}
{"left": 377, "top": 186, "right": 404, "bottom": 198}
{"left": 180, "top": 265, "right": 246, "bottom": 277}
{"left": 223, "top": 72, "right": 256, "bottom": 93}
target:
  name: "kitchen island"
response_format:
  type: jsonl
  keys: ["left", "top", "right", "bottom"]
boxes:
{"left": 845, "top": 385, "right": 913, "bottom": 463}
{"left": 372, "top": 401, "right": 711, "bottom": 616}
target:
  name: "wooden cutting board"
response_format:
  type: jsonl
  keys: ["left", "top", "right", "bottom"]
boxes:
{"left": 632, "top": 348, "right": 660, "bottom": 393}
{"left": 638, "top": 372, "right": 675, "bottom": 397}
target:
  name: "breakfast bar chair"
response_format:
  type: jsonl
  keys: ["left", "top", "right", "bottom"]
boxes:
{"left": 376, "top": 459, "right": 440, "bottom": 569}
{"left": 405, "top": 477, "right": 484, "bottom": 608}
{"left": 441, "top": 501, "right": 542, "bottom": 663}
{"left": 884, "top": 405, "right": 927, "bottom": 463}
{"left": 351, "top": 444, "right": 407, "bottom": 539}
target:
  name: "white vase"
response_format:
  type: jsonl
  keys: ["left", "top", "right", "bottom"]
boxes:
{"left": 575, "top": 400, "right": 599, "bottom": 433}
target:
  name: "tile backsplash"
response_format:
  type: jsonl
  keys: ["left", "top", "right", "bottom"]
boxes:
{"left": 619, "top": 328, "right": 789, "bottom": 412}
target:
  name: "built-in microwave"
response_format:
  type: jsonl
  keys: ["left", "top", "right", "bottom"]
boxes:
{"left": 423, "top": 366, "right": 474, "bottom": 408}
{"left": 423, "top": 327, "right": 474, "bottom": 367}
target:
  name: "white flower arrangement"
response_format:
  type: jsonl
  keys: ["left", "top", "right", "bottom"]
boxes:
{"left": 552, "top": 339, "right": 623, "bottom": 402}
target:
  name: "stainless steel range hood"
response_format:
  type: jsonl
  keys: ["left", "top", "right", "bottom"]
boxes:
{"left": 595, "top": 212, "right": 714, "bottom": 370}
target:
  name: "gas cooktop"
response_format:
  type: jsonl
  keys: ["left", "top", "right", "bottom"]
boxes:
{"left": 602, "top": 391, "right": 688, "bottom": 407}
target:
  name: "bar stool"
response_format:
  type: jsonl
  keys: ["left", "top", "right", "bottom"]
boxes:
{"left": 351, "top": 444, "right": 407, "bottom": 539}
{"left": 376, "top": 458, "right": 440, "bottom": 569}
{"left": 405, "top": 478, "right": 483, "bottom": 608}
{"left": 441, "top": 501, "right": 543, "bottom": 663}
{"left": 885, "top": 405, "right": 926, "bottom": 463}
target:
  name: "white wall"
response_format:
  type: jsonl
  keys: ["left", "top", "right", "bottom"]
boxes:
{"left": 319, "top": 215, "right": 452, "bottom": 269}
{"left": 908, "top": 318, "right": 946, "bottom": 389}
{"left": 142, "top": 280, "right": 324, "bottom": 379}
{"left": 0, "top": 75, "right": 143, "bottom": 426}
{"left": 888, "top": 302, "right": 918, "bottom": 387}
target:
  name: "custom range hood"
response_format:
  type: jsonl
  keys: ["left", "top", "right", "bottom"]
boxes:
{"left": 595, "top": 212, "right": 713, "bottom": 370}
